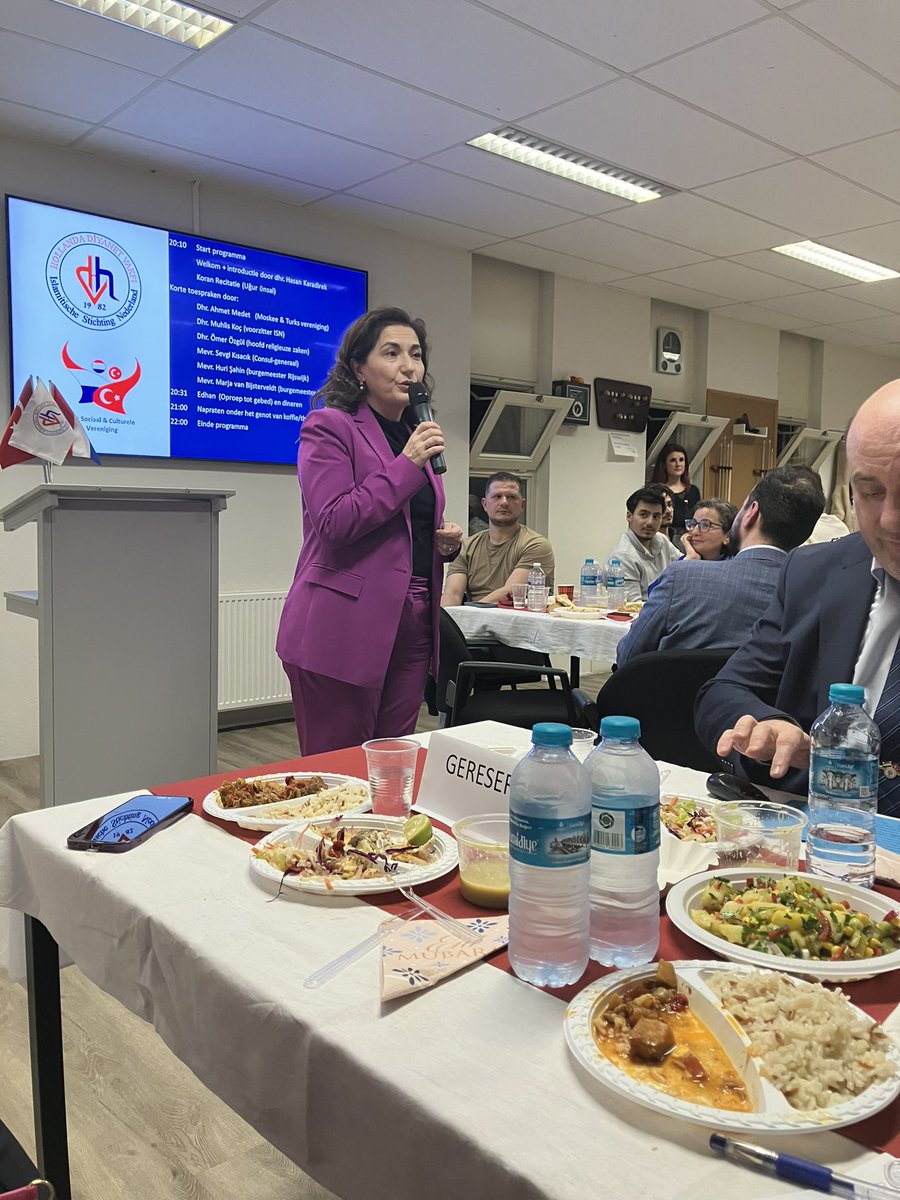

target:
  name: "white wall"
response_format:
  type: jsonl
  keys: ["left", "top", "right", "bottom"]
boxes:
{"left": 470, "top": 256, "right": 539, "bottom": 386}
{"left": 777, "top": 332, "right": 816, "bottom": 422}
{"left": 817, "top": 344, "right": 899, "bottom": 429}
{"left": 706, "top": 313, "right": 780, "bottom": 399}
{"left": 0, "top": 135, "right": 472, "bottom": 760}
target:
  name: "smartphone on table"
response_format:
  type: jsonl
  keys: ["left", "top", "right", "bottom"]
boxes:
{"left": 67, "top": 794, "right": 192, "bottom": 852}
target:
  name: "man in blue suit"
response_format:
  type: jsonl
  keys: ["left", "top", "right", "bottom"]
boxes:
{"left": 616, "top": 466, "right": 825, "bottom": 667}
{"left": 695, "top": 380, "right": 900, "bottom": 814}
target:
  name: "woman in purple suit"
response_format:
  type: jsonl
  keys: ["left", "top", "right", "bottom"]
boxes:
{"left": 276, "top": 307, "right": 463, "bottom": 755}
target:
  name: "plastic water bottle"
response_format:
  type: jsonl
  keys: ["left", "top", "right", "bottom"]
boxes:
{"left": 605, "top": 557, "right": 625, "bottom": 610}
{"left": 579, "top": 558, "right": 600, "bottom": 607}
{"left": 586, "top": 716, "right": 660, "bottom": 967}
{"left": 526, "top": 561, "right": 546, "bottom": 612}
{"left": 807, "top": 683, "right": 879, "bottom": 889}
{"left": 508, "top": 722, "right": 591, "bottom": 987}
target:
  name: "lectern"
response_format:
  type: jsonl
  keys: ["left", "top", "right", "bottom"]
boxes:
{"left": 2, "top": 485, "right": 233, "bottom": 807}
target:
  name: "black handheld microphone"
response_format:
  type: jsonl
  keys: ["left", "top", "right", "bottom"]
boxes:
{"left": 408, "top": 381, "right": 447, "bottom": 475}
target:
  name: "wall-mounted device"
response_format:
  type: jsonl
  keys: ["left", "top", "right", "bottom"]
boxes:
{"left": 593, "top": 377, "right": 652, "bottom": 433}
{"left": 656, "top": 327, "right": 683, "bottom": 374}
{"left": 552, "top": 380, "right": 591, "bottom": 426}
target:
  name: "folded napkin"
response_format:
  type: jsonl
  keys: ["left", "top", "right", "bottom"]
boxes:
{"left": 381, "top": 915, "right": 509, "bottom": 1001}
{"left": 496, "top": 594, "right": 514, "bottom": 608}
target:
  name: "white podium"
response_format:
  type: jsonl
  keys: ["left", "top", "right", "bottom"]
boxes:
{"left": 2, "top": 485, "right": 233, "bottom": 807}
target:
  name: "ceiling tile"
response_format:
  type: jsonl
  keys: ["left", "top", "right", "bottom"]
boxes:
{"left": 0, "top": 100, "right": 91, "bottom": 145}
{"left": 710, "top": 303, "right": 818, "bottom": 330}
{"left": 476, "top": 0, "right": 768, "bottom": 72}
{"left": 813, "top": 133, "right": 900, "bottom": 213}
{"left": 760, "top": 290, "right": 895, "bottom": 324}
{"left": 346, "top": 164, "right": 582, "bottom": 238}
{"left": 819, "top": 223, "right": 900, "bottom": 273}
{"left": 795, "top": 324, "right": 893, "bottom": 347}
{"left": 308, "top": 194, "right": 498, "bottom": 251}
{"left": 826, "top": 277, "right": 900, "bottom": 315}
{"left": 477, "top": 243, "right": 629, "bottom": 286}
{"left": 598, "top": 192, "right": 796, "bottom": 256}
{"left": 423, "top": 145, "right": 631, "bottom": 217}
{"left": 697, "top": 160, "right": 900, "bottom": 237}
{"left": 256, "top": 0, "right": 614, "bottom": 119}
{"left": 171, "top": 27, "right": 486, "bottom": 158}
{"left": 82, "top": 128, "right": 331, "bottom": 204}
{"left": 650, "top": 259, "right": 808, "bottom": 302}
{"left": 609, "top": 275, "right": 733, "bottom": 310}
{"left": 638, "top": 20, "right": 900, "bottom": 154}
{"left": 0, "top": 30, "right": 155, "bottom": 123}
{"left": 0, "top": 0, "right": 193, "bottom": 72}
{"left": 524, "top": 219, "right": 709, "bottom": 272}
{"left": 525, "top": 79, "right": 789, "bottom": 190}
{"left": 100, "top": 84, "right": 406, "bottom": 190}
{"left": 791, "top": 0, "right": 900, "bottom": 86}
{"left": 839, "top": 314, "right": 900, "bottom": 341}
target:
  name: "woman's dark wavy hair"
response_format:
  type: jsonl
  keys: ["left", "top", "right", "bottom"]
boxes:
{"left": 652, "top": 441, "right": 691, "bottom": 488}
{"left": 312, "top": 306, "right": 433, "bottom": 412}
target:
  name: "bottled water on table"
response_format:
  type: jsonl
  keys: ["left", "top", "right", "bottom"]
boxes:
{"left": 579, "top": 558, "right": 600, "bottom": 607}
{"left": 508, "top": 722, "right": 591, "bottom": 987}
{"left": 807, "top": 683, "right": 879, "bottom": 889}
{"left": 526, "top": 561, "right": 546, "bottom": 612}
{"left": 586, "top": 716, "right": 660, "bottom": 967}
{"left": 605, "top": 557, "right": 625, "bottom": 610}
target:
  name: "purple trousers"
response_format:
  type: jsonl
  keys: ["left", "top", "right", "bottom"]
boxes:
{"left": 283, "top": 579, "right": 432, "bottom": 756}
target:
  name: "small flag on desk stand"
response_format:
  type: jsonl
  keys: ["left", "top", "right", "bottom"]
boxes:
{"left": 0, "top": 376, "right": 99, "bottom": 475}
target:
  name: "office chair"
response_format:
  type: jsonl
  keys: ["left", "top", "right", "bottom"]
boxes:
{"left": 436, "top": 609, "right": 581, "bottom": 729}
{"left": 573, "top": 647, "right": 737, "bottom": 772}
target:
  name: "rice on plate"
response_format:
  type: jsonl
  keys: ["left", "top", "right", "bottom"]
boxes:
{"left": 708, "top": 970, "right": 892, "bottom": 1111}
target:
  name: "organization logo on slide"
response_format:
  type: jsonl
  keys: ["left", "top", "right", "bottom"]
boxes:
{"left": 62, "top": 344, "right": 142, "bottom": 415}
{"left": 45, "top": 231, "right": 142, "bottom": 329}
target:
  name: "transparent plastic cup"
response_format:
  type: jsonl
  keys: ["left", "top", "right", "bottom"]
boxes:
{"left": 714, "top": 801, "right": 808, "bottom": 871}
{"left": 511, "top": 583, "right": 528, "bottom": 609}
{"left": 527, "top": 586, "right": 549, "bottom": 613}
{"left": 569, "top": 728, "right": 598, "bottom": 763}
{"left": 362, "top": 738, "right": 419, "bottom": 818}
{"left": 453, "top": 814, "right": 510, "bottom": 909}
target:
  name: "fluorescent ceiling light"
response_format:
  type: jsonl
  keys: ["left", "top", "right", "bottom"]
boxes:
{"left": 467, "top": 128, "right": 671, "bottom": 204}
{"left": 772, "top": 240, "right": 899, "bottom": 283}
{"left": 51, "top": 0, "right": 233, "bottom": 49}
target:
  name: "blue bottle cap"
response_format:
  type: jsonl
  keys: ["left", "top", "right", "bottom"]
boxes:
{"left": 599, "top": 715, "right": 641, "bottom": 740}
{"left": 584, "top": 557, "right": 594, "bottom": 563}
{"left": 828, "top": 683, "right": 865, "bottom": 705}
{"left": 531, "top": 722, "right": 573, "bottom": 746}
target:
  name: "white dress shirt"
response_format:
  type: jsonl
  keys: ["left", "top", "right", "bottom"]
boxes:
{"left": 853, "top": 561, "right": 900, "bottom": 713}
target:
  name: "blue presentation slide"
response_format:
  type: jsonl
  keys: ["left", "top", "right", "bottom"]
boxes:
{"left": 7, "top": 197, "right": 367, "bottom": 464}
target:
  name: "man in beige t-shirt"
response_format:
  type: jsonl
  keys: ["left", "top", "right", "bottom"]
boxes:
{"left": 441, "top": 472, "right": 555, "bottom": 605}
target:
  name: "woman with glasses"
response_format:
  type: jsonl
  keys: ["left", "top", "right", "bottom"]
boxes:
{"left": 682, "top": 499, "right": 738, "bottom": 561}
{"left": 651, "top": 442, "right": 700, "bottom": 541}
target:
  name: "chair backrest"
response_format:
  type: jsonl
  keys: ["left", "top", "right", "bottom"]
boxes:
{"left": 594, "top": 648, "right": 737, "bottom": 772}
{"left": 435, "top": 609, "right": 473, "bottom": 715}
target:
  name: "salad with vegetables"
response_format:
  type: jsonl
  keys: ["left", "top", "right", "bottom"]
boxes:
{"left": 660, "top": 795, "right": 717, "bottom": 842}
{"left": 691, "top": 874, "right": 900, "bottom": 962}
{"left": 252, "top": 816, "right": 437, "bottom": 886}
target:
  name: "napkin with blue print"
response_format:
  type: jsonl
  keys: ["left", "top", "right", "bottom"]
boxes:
{"left": 380, "top": 914, "right": 509, "bottom": 1001}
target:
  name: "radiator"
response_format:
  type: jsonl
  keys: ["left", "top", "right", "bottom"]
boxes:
{"left": 218, "top": 591, "right": 289, "bottom": 709}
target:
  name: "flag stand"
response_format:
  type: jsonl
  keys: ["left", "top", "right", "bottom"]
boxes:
{"left": 42, "top": 463, "right": 53, "bottom": 485}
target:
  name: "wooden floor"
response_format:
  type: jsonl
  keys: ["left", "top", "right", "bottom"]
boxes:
{"left": 0, "top": 676, "right": 608, "bottom": 1199}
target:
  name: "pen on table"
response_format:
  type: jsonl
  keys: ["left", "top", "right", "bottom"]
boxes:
{"left": 710, "top": 1135, "right": 900, "bottom": 1200}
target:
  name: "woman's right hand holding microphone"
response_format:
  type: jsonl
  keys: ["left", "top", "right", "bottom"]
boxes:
{"left": 403, "top": 420, "right": 446, "bottom": 469}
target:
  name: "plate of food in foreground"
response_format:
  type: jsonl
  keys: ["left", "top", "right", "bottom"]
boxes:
{"left": 249, "top": 813, "right": 458, "bottom": 895}
{"left": 666, "top": 869, "right": 900, "bottom": 981}
{"left": 565, "top": 960, "right": 899, "bottom": 1133}
{"left": 202, "top": 772, "right": 371, "bottom": 830}
{"left": 661, "top": 794, "right": 719, "bottom": 843}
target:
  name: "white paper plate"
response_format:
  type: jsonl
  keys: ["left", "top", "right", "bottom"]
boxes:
{"left": 249, "top": 813, "right": 459, "bottom": 894}
{"left": 202, "top": 772, "right": 371, "bottom": 830}
{"left": 666, "top": 868, "right": 900, "bottom": 981}
{"left": 550, "top": 608, "right": 605, "bottom": 621}
{"left": 565, "top": 961, "right": 900, "bottom": 1134}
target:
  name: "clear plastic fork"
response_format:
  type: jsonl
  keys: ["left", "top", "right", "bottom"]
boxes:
{"left": 393, "top": 882, "right": 480, "bottom": 944}
{"left": 303, "top": 909, "right": 418, "bottom": 989}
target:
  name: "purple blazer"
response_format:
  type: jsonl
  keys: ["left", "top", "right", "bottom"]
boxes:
{"left": 276, "top": 403, "right": 452, "bottom": 689}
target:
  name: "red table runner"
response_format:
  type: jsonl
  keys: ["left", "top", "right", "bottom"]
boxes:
{"left": 155, "top": 745, "right": 900, "bottom": 1155}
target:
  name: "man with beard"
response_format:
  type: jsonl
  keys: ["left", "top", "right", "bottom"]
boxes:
{"left": 607, "top": 487, "right": 680, "bottom": 603}
{"left": 616, "top": 466, "right": 824, "bottom": 666}
{"left": 696, "top": 379, "right": 900, "bottom": 815}
{"left": 441, "top": 472, "right": 554, "bottom": 604}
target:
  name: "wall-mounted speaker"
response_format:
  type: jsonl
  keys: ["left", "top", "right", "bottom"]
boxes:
{"left": 656, "top": 327, "right": 683, "bottom": 374}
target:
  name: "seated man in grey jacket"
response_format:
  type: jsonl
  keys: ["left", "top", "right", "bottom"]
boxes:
{"left": 607, "top": 486, "right": 680, "bottom": 603}
{"left": 616, "top": 467, "right": 825, "bottom": 667}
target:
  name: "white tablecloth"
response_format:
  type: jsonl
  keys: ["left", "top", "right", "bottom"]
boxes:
{"left": 0, "top": 760, "right": 890, "bottom": 1200}
{"left": 446, "top": 605, "right": 629, "bottom": 662}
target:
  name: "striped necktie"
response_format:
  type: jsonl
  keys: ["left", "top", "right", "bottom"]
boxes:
{"left": 874, "top": 632, "right": 900, "bottom": 817}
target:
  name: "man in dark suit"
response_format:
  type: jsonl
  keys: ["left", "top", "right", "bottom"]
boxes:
{"left": 695, "top": 379, "right": 900, "bottom": 814}
{"left": 616, "top": 466, "right": 825, "bottom": 667}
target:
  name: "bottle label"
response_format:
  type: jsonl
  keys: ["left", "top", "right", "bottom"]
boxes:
{"left": 810, "top": 750, "right": 878, "bottom": 800}
{"left": 508, "top": 810, "right": 590, "bottom": 868}
{"left": 591, "top": 804, "right": 660, "bottom": 855}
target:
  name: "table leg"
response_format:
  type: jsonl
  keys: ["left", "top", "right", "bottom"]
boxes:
{"left": 569, "top": 655, "right": 580, "bottom": 689}
{"left": 24, "top": 915, "right": 72, "bottom": 1200}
